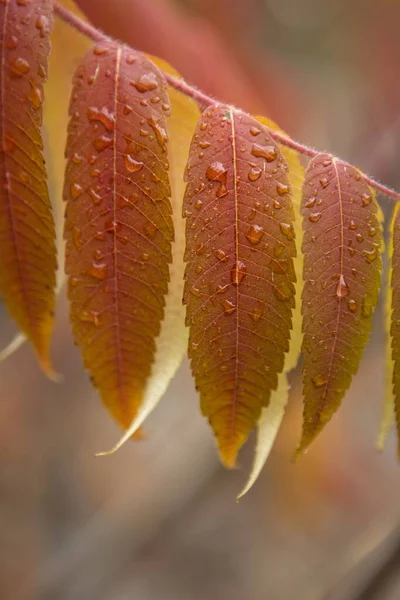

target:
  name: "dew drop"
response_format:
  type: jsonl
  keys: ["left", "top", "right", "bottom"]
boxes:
{"left": 93, "top": 135, "right": 113, "bottom": 152}
{"left": 231, "top": 260, "right": 247, "bottom": 285}
{"left": 10, "top": 56, "right": 30, "bottom": 77}
{"left": 217, "top": 284, "right": 229, "bottom": 294}
{"left": 347, "top": 299, "right": 357, "bottom": 312}
{"left": 148, "top": 116, "right": 168, "bottom": 147}
{"left": 190, "top": 286, "right": 201, "bottom": 297}
{"left": 194, "top": 199, "right": 203, "bottom": 210}
{"left": 133, "top": 72, "right": 158, "bottom": 92}
{"left": 35, "top": 14, "right": 49, "bottom": 38}
{"left": 368, "top": 226, "right": 376, "bottom": 237}
{"left": 251, "top": 143, "right": 277, "bottom": 162}
{"left": 336, "top": 274, "right": 348, "bottom": 298}
{"left": 246, "top": 224, "right": 264, "bottom": 245}
{"left": 199, "top": 141, "right": 211, "bottom": 149}
{"left": 248, "top": 168, "right": 262, "bottom": 182}
{"left": 362, "top": 248, "right": 378, "bottom": 262}
{"left": 276, "top": 182, "right": 289, "bottom": 196}
{"left": 70, "top": 182, "right": 83, "bottom": 200}
{"left": 280, "top": 222, "right": 295, "bottom": 240}
{"left": 361, "top": 193, "right": 372, "bottom": 206}
{"left": 222, "top": 299, "right": 236, "bottom": 315}
{"left": 305, "top": 196, "right": 316, "bottom": 209}
{"left": 312, "top": 374, "right": 328, "bottom": 388}
{"left": 215, "top": 248, "right": 228, "bottom": 262}
{"left": 88, "top": 262, "right": 108, "bottom": 280}
{"left": 125, "top": 153, "right": 144, "bottom": 173}
{"left": 323, "top": 159, "right": 332, "bottom": 167}
{"left": 27, "top": 82, "right": 42, "bottom": 108}
{"left": 320, "top": 177, "right": 329, "bottom": 188}
{"left": 87, "top": 106, "right": 115, "bottom": 131}
{"left": 349, "top": 220, "right": 357, "bottom": 230}
{"left": 309, "top": 212, "right": 322, "bottom": 223}
{"left": 93, "top": 45, "right": 109, "bottom": 56}
{"left": 72, "top": 152, "right": 83, "bottom": 165}
{"left": 79, "top": 311, "right": 100, "bottom": 326}
{"left": 249, "top": 126, "right": 261, "bottom": 136}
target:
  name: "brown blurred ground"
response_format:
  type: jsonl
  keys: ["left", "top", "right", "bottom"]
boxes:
{"left": 2, "top": 1, "right": 400, "bottom": 599}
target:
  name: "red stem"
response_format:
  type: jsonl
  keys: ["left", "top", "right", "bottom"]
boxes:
{"left": 53, "top": 2, "right": 400, "bottom": 202}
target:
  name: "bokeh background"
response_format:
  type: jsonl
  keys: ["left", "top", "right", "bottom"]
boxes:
{"left": 2, "top": 0, "right": 400, "bottom": 598}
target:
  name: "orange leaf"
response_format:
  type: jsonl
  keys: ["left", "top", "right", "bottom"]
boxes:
{"left": 0, "top": 0, "right": 56, "bottom": 374}
{"left": 183, "top": 105, "right": 296, "bottom": 468}
{"left": 64, "top": 42, "right": 173, "bottom": 430}
{"left": 298, "top": 154, "right": 382, "bottom": 455}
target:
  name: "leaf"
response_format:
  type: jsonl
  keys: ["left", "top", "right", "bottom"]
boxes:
{"left": 183, "top": 105, "right": 296, "bottom": 468}
{"left": 298, "top": 154, "right": 382, "bottom": 455}
{"left": 389, "top": 205, "right": 400, "bottom": 456}
{"left": 238, "top": 116, "right": 305, "bottom": 497}
{"left": 377, "top": 206, "right": 395, "bottom": 450}
{"left": 97, "top": 57, "right": 201, "bottom": 454}
{"left": 0, "top": 0, "right": 91, "bottom": 366}
{"left": 0, "top": 0, "right": 57, "bottom": 374}
{"left": 64, "top": 42, "right": 173, "bottom": 431}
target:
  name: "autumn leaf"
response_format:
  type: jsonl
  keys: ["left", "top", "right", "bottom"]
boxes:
{"left": 0, "top": 0, "right": 57, "bottom": 374}
{"left": 389, "top": 205, "right": 400, "bottom": 456}
{"left": 183, "top": 105, "right": 296, "bottom": 468}
{"left": 64, "top": 42, "right": 173, "bottom": 431}
{"left": 238, "top": 116, "right": 305, "bottom": 497}
{"left": 97, "top": 57, "right": 201, "bottom": 454}
{"left": 298, "top": 154, "right": 382, "bottom": 455}
{"left": 377, "top": 206, "right": 395, "bottom": 450}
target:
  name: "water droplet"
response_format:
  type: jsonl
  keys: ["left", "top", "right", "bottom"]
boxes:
{"left": 190, "top": 341, "right": 199, "bottom": 352}
{"left": 273, "top": 200, "right": 282, "bottom": 210}
{"left": 356, "top": 233, "right": 364, "bottom": 243}
{"left": 72, "top": 152, "right": 83, "bottom": 165}
{"left": 200, "top": 122, "right": 207, "bottom": 131}
{"left": 79, "top": 310, "right": 100, "bottom": 326}
{"left": 347, "top": 299, "right": 357, "bottom": 312}
{"left": 93, "top": 45, "right": 109, "bottom": 56}
{"left": 215, "top": 248, "right": 228, "bottom": 261}
{"left": 88, "top": 262, "right": 108, "bottom": 280}
{"left": 70, "top": 182, "right": 83, "bottom": 200}
{"left": 196, "top": 243, "right": 205, "bottom": 255}
{"left": 309, "top": 212, "right": 322, "bottom": 223}
{"left": 312, "top": 374, "right": 328, "bottom": 388}
{"left": 35, "top": 14, "right": 49, "bottom": 38}
{"left": 27, "top": 82, "right": 42, "bottom": 108}
{"left": 246, "top": 224, "right": 264, "bottom": 245}
{"left": 87, "top": 186, "right": 101, "bottom": 204}
{"left": 190, "top": 286, "right": 201, "bottom": 297}
{"left": 206, "top": 162, "right": 228, "bottom": 198}
{"left": 336, "top": 274, "right": 348, "bottom": 298}
{"left": 133, "top": 72, "right": 158, "bottom": 92}
{"left": 249, "top": 126, "right": 261, "bottom": 136}
{"left": 320, "top": 177, "right": 329, "bottom": 188}
{"left": 148, "top": 116, "right": 168, "bottom": 147}
{"left": 305, "top": 196, "right": 316, "bottom": 209}
{"left": 276, "top": 182, "right": 289, "bottom": 196}
{"left": 280, "top": 222, "right": 295, "bottom": 240}
{"left": 10, "top": 56, "right": 30, "bottom": 77}
{"left": 349, "top": 220, "right": 357, "bottom": 230}
{"left": 323, "top": 159, "right": 332, "bottom": 167}
{"left": 231, "top": 260, "right": 246, "bottom": 285}
{"left": 248, "top": 167, "right": 262, "bottom": 181}
{"left": 87, "top": 106, "right": 115, "bottom": 131}
{"left": 199, "top": 140, "right": 211, "bottom": 149}
{"left": 93, "top": 135, "right": 113, "bottom": 152}
{"left": 362, "top": 248, "right": 378, "bottom": 262}
{"left": 125, "top": 153, "right": 144, "bottom": 173}
{"left": 361, "top": 193, "right": 372, "bottom": 206}
{"left": 217, "top": 284, "right": 229, "bottom": 294}
{"left": 222, "top": 299, "right": 236, "bottom": 315}
{"left": 368, "top": 226, "right": 376, "bottom": 237}
{"left": 251, "top": 143, "right": 277, "bottom": 162}
{"left": 194, "top": 199, "right": 203, "bottom": 210}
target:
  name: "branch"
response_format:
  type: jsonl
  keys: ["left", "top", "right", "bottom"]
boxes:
{"left": 53, "top": 2, "right": 400, "bottom": 202}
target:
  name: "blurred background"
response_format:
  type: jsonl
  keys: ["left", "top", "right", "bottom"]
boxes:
{"left": 2, "top": 0, "right": 400, "bottom": 598}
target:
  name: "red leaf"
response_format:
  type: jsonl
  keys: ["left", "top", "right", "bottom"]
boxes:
{"left": 0, "top": 0, "right": 56, "bottom": 373}
{"left": 183, "top": 105, "right": 296, "bottom": 467}
{"left": 64, "top": 43, "right": 173, "bottom": 430}
{"left": 299, "top": 154, "right": 382, "bottom": 454}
